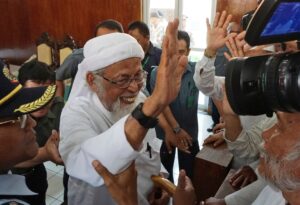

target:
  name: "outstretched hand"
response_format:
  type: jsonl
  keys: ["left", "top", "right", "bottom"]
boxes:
{"left": 173, "top": 170, "right": 196, "bottom": 205}
{"left": 149, "top": 19, "right": 188, "bottom": 115}
{"left": 93, "top": 160, "right": 138, "bottom": 205}
{"left": 206, "top": 11, "right": 233, "bottom": 54}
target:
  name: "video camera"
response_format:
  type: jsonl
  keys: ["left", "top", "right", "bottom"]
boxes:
{"left": 225, "top": 0, "right": 300, "bottom": 116}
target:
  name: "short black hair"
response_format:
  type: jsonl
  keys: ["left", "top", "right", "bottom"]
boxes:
{"left": 94, "top": 19, "right": 124, "bottom": 36}
{"left": 177, "top": 30, "right": 190, "bottom": 49}
{"left": 127, "top": 21, "right": 150, "bottom": 37}
{"left": 18, "top": 60, "right": 55, "bottom": 85}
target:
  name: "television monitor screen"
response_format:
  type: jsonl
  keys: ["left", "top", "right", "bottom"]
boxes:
{"left": 245, "top": 0, "right": 300, "bottom": 46}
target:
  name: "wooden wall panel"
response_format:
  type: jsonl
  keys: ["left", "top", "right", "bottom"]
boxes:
{"left": 217, "top": 0, "right": 258, "bottom": 23}
{"left": 0, "top": 0, "right": 141, "bottom": 64}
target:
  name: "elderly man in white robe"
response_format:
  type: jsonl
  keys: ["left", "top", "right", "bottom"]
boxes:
{"left": 59, "top": 19, "right": 187, "bottom": 204}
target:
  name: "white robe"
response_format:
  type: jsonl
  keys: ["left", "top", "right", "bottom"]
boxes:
{"left": 225, "top": 179, "right": 286, "bottom": 205}
{"left": 252, "top": 185, "right": 286, "bottom": 205}
{"left": 59, "top": 91, "right": 163, "bottom": 205}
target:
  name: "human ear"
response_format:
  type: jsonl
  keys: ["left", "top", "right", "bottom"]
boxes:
{"left": 86, "top": 72, "right": 98, "bottom": 92}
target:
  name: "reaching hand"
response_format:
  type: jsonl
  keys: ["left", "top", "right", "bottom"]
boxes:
{"left": 229, "top": 165, "right": 257, "bottom": 189}
{"left": 212, "top": 122, "right": 225, "bottom": 134}
{"left": 176, "top": 129, "right": 193, "bottom": 154}
{"left": 92, "top": 160, "right": 138, "bottom": 205}
{"left": 150, "top": 19, "right": 188, "bottom": 113}
{"left": 45, "top": 130, "right": 63, "bottom": 165}
{"left": 173, "top": 170, "right": 196, "bottom": 205}
{"left": 206, "top": 11, "right": 233, "bottom": 54}
{"left": 203, "top": 131, "right": 225, "bottom": 148}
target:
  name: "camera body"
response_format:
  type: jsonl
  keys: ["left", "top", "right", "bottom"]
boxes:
{"left": 225, "top": 0, "right": 300, "bottom": 116}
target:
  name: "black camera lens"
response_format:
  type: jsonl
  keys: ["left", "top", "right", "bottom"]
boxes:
{"left": 225, "top": 51, "right": 300, "bottom": 116}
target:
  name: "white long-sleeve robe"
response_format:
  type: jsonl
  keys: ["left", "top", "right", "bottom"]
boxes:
{"left": 59, "top": 91, "right": 163, "bottom": 205}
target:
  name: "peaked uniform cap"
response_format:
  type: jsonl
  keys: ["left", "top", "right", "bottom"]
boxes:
{"left": 0, "top": 61, "right": 56, "bottom": 118}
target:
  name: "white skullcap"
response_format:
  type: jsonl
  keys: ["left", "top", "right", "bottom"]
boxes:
{"left": 68, "top": 33, "right": 144, "bottom": 102}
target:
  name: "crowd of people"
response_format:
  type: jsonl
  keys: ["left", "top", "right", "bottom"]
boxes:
{"left": 1, "top": 2, "right": 300, "bottom": 205}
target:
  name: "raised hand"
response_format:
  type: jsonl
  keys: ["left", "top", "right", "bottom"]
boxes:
{"left": 206, "top": 11, "right": 233, "bottom": 55}
{"left": 149, "top": 19, "right": 188, "bottom": 115}
{"left": 93, "top": 160, "right": 138, "bottom": 205}
{"left": 173, "top": 170, "right": 196, "bottom": 205}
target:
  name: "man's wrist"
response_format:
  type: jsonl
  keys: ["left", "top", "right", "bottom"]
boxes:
{"left": 142, "top": 96, "right": 164, "bottom": 117}
{"left": 131, "top": 103, "right": 158, "bottom": 129}
{"left": 172, "top": 126, "right": 181, "bottom": 134}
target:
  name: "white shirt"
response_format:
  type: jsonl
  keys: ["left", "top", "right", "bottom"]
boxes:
{"left": 224, "top": 115, "right": 277, "bottom": 167}
{"left": 59, "top": 91, "right": 162, "bottom": 205}
{"left": 252, "top": 185, "right": 286, "bottom": 205}
{"left": 193, "top": 55, "right": 273, "bottom": 167}
{"left": 193, "top": 56, "right": 224, "bottom": 100}
{"left": 225, "top": 180, "right": 286, "bottom": 205}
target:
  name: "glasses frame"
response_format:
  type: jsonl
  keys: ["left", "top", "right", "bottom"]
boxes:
{"left": 0, "top": 114, "right": 28, "bottom": 129}
{"left": 100, "top": 70, "right": 148, "bottom": 89}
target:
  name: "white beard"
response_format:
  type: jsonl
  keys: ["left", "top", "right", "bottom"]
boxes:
{"left": 109, "top": 99, "right": 135, "bottom": 123}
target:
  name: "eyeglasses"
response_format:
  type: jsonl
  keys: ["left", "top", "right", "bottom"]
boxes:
{"left": 0, "top": 114, "right": 28, "bottom": 129}
{"left": 100, "top": 70, "right": 147, "bottom": 89}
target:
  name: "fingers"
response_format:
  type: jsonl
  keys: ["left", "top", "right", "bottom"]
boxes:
{"left": 166, "top": 18, "right": 179, "bottom": 56}
{"left": 212, "top": 123, "right": 224, "bottom": 133}
{"left": 224, "top": 51, "right": 232, "bottom": 61}
{"left": 175, "top": 55, "right": 188, "bottom": 77}
{"left": 230, "top": 174, "right": 244, "bottom": 187}
{"left": 222, "top": 14, "right": 232, "bottom": 30}
{"left": 92, "top": 160, "right": 113, "bottom": 185}
{"left": 225, "top": 39, "right": 236, "bottom": 58}
{"left": 160, "top": 36, "right": 169, "bottom": 67}
{"left": 206, "top": 18, "right": 211, "bottom": 33}
{"left": 213, "top": 12, "right": 220, "bottom": 28}
{"left": 203, "top": 135, "right": 217, "bottom": 145}
{"left": 229, "top": 169, "right": 241, "bottom": 182}
{"left": 241, "top": 177, "right": 249, "bottom": 188}
{"left": 177, "top": 170, "right": 187, "bottom": 189}
{"left": 228, "top": 36, "right": 238, "bottom": 55}
{"left": 165, "top": 140, "right": 173, "bottom": 154}
{"left": 217, "top": 11, "right": 227, "bottom": 28}
{"left": 213, "top": 138, "right": 225, "bottom": 147}
{"left": 236, "top": 31, "right": 246, "bottom": 41}
{"left": 187, "top": 137, "right": 193, "bottom": 147}
{"left": 54, "top": 157, "right": 64, "bottom": 165}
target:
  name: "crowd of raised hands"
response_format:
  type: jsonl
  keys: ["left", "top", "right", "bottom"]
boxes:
{"left": 91, "top": 7, "right": 300, "bottom": 204}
